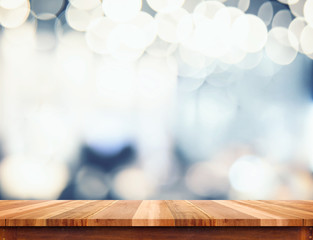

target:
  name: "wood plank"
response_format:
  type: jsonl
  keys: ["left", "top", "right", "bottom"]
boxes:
{"left": 0, "top": 200, "right": 51, "bottom": 225}
{"left": 261, "top": 201, "right": 313, "bottom": 226}
{"left": 0, "top": 200, "right": 312, "bottom": 227}
{"left": 0, "top": 200, "right": 46, "bottom": 211}
{"left": 165, "top": 200, "right": 211, "bottom": 226}
{"left": 215, "top": 200, "right": 302, "bottom": 226}
{"left": 47, "top": 200, "right": 116, "bottom": 226}
{"left": 6, "top": 201, "right": 92, "bottom": 226}
{"left": 234, "top": 201, "right": 304, "bottom": 226}
{"left": 189, "top": 200, "right": 260, "bottom": 226}
{"left": 0, "top": 200, "right": 66, "bottom": 220}
{"left": 132, "top": 200, "right": 175, "bottom": 226}
{"left": 87, "top": 200, "right": 142, "bottom": 226}
{"left": 261, "top": 201, "right": 313, "bottom": 213}
{"left": 256, "top": 201, "right": 313, "bottom": 226}
{"left": 0, "top": 227, "right": 307, "bottom": 240}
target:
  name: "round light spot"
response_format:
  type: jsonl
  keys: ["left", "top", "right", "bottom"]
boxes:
{"left": 0, "top": 0, "right": 26, "bottom": 9}
{"left": 194, "top": 1, "right": 225, "bottom": 19}
{"left": 66, "top": 4, "right": 103, "bottom": 32}
{"left": 69, "top": 0, "right": 100, "bottom": 10}
{"left": 185, "top": 161, "right": 229, "bottom": 197}
{"left": 102, "top": 0, "right": 142, "bottom": 22}
{"left": 129, "top": 11, "right": 158, "bottom": 47}
{"left": 0, "top": 1, "right": 30, "bottom": 28}
{"left": 237, "top": 0, "right": 250, "bottom": 12}
{"left": 113, "top": 168, "right": 156, "bottom": 199}
{"left": 176, "top": 12, "right": 194, "bottom": 43}
{"left": 190, "top": 11, "right": 231, "bottom": 58}
{"left": 300, "top": 25, "right": 313, "bottom": 55}
{"left": 289, "top": 0, "right": 306, "bottom": 17}
{"left": 0, "top": 155, "right": 69, "bottom": 199}
{"left": 217, "top": 7, "right": 245, "bottom": 64}
{"left": 272, "top": 9, "right": 292, "bottom": 28}
{"left": 156, "top": 8, "right": 189, "bottom": 43}
{"left": 257, "top": 1, "right": 273, "bottom": 26}
{"left": 147, "top": 0, "right": 185, "bottom": 13}
{"left": 225, "top": 0, "right": 250, "bottom": 12}
{"left": 304, "top": 0, "right": 313, "bottom": 26}
{"left": 75, "top": 166, "right": 110, "bottom": 199}
{"left": 232, "top": 14, "right": 268, "bottom": 53}
{"left": 229, "top": 155, "right": 276, "bottom": 195}
{"left": 85, "top": 17, "right": 116, "bottom": 54}
{"left": 266, "top": 27, "right": 298, "bottom": 65}
{"left": 288, "top": 17, "right": 307, "bottom": 52}
{"left": 182, "top": 0, "right": 202, "bottom": 13}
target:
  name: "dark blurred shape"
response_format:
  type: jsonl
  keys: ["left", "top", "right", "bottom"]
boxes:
{"left": 58, "top": 144, "right": 135, "bottom": 199}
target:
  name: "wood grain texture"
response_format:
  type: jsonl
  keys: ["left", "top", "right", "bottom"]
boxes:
{"left": 0, "top": 200, "right": 312, "bottom": 227}
{"left": 5, "top": 201, "right": 91, "bottom": 226}
{"left": 132, "top": 200, "right": 175, "bottom": 226}
{"left": 165, "top": 200, "right": 212, "bottom": 226}
{"left": 189, "top": 200, "right": 260, "bottom": 226}
{"left": 47, "top": 200, "right": 115, "bottom": 226}
{"left": 215, "top": 200, "right": 303, "bottom": 226}
{"left": 87, "top": 200, "right": 141, "bottom": 226}
{"left": 0, "top": 227, "right": 309, "bottom": 240}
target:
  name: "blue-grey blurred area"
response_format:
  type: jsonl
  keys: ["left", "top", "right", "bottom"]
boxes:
{"left": 0, "top": 0, "right": 313, "bottom": 200}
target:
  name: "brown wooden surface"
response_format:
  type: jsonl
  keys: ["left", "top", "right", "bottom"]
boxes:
{"left": 0, "top": 227, "right": 311, "bottom": 240}
{"left": 0, "top": 200, "right": 313, "bottom": 227}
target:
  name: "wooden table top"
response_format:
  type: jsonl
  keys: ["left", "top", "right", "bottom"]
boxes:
{"left": 0, "top": 200, "right": 313, "bottom": 227}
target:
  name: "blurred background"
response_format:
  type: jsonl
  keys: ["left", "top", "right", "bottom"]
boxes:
{"left": 0, "top": 0, "right": 313, "bottom": 200}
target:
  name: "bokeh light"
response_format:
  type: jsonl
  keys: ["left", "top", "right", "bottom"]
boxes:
{"left": 266, "top": 27, "right": 298, "bottom": 65}
{"left": 304, "top": 0, "right": 313, "bottom": 26}
{"left": 229, "top": 155, "right": 277, "bottom": 198}
{"left": 289, "top": 0, "right": 306, "bottom": 17}
{"left": 272, "top": 9, "right": 292, "bottom": 28}
{"left": 300, "top": 25, "right": 313, "bottom": 54}
{"left": 85, "top": 16, "right": 116, "bottom": 54}
{"left": 113, "top": 168, "right": 156, "bottom": 199}
{"left": 147, "top": 0, "right": 185, "bottom": 13}
{"left": 156, "top": 8, "right": 189, "bottom": 43}
{"left": 258, "top": 1, "right": 273, "bottom": 26}
{"left": 102, "top": 0, "right": 142, "bottom": 22}
{"left": 0, "top": 0, "right": 30, "bottom": 28}
{"left": 288, "top": 17, "right": 307, "bottom": 53}
{"left": 65, "top": 4, "right": 103, "bottom": 32}
{"left": 232, "top": 14, "right": 268, "bottom": 53}
{"left": 69, "top": 0, "right": 100, "bottom": 10}
{"left": 0, "top": 155, "right": 69, "bottom": 199}
{"left": 0, "top": 0, "right": 313, "bottom": 201}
